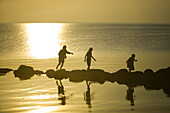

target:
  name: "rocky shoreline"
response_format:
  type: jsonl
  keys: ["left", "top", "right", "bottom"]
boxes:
{"left": 1, "top": 65, "right": 170, "bottom": 96}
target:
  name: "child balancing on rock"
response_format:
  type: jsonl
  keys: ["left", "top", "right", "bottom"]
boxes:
{"left": 84, "top": 47, "right": 96, "bottom": 70}
{"left": 126, "top": 54, "right": 137, "bottom": 72}
{"left": 56, "top": 45, "right": 73, "bottom": 70}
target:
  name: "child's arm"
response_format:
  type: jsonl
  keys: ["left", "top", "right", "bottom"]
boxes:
{"left": 126, "top": 58, "right": 130, "bottom": 63}
{"left": 84, "top": 54, "right": 87, "bottom": 62}
{"left": 92, "top": 56, "right": 96, "bottom": 61}
{"left": 66, "top": 50, "right": 73, "bottom": 55}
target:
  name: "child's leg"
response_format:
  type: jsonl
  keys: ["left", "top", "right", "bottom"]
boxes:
{"left": 87, "top": 66, "right": 90, "bottom": 70}
{"left": 60, "top": 60, "right": 65, "bottom": 70}
{"left": 56, "top": 62, "right": 61, "bottom": 70}
{"left": 87, "top": 60, "right": 91, "bottom": 70}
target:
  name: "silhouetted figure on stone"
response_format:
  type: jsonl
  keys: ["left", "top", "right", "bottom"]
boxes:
{"left": 56, "top": 80, "right": 66, "bottom": 105}
{"left": 56, "top": 45, "right": 73, "bottom": 70}
{"left": 84, "top": 81, "right": 94, "bottom": 108}
{"left": 84, "top": 48, "right": 96, "bottom": 70}
{"left": 126, "top": 54, "right": 137, "bottom": 72}
{"left": 126, "top": 86, "right": 135, "bottom": 106}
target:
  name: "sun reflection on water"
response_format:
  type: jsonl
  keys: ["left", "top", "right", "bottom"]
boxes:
{"left": 28, "top": 106, "right": 58, "bottom": 113}
{"left": 26, "top": 94, "right": 57, "bottom": 99}
{"left": 17, "top": 94, "right": 60, "bottom": 113}
{"left": 20, "top": 106, "right": 58, "bottom": 113}
{"left": 25, "top": 23, "right": 64, "bottom": 59}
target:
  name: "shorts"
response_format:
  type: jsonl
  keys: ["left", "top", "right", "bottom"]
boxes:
{"left": 59, "top": 57, "right": 65, "bottom": 63}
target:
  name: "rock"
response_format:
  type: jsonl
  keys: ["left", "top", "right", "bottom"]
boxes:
{"left": 0, "top": 68, "right": 13, "bottom": 73}
{"left": 144, "top": 69, "right": 154, "bottom": 75}
{"left": 68, "top": 69, "right": 109, "bottom": 83}
{"left": 14, "top": 65, "right": 34, "bottom": 80}
{"left": 55, "top": 69, "right": 69, "bottom": 79}
{"left": 34, "top": 70, "right": 45, "bottom": 75}
{"left": 0, "top": 68, "right": 13, "bottom": 76}
{"left": 45, "top": 69, "right": 56, "bottom": 78}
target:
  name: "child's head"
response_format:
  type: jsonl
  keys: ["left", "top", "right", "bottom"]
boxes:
{"left": 132, "top": 54, "right": 135, "bottom": 57}
{"left": 89, "top": 47, "right": 93, "bottom": 52}
{"left": 63, "top": 45, "right": 67, "bottom": 49}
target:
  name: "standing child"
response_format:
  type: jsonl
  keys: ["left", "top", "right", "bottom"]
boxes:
{"left": 126, "top": 54, "right": 137, "bottom": 72}
{"left": 84, "top": 47, "right": 96, "bottom": 70}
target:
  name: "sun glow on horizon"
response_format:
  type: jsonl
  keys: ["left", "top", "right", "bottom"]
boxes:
{"left": 25, "top": 23, "right": 64, "bottom": 59}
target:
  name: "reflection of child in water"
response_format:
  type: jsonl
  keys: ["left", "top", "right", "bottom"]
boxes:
{"left": 84, "top": 81, "right": 95, "bottom": 108}
{"left": 56, "top": 80, "right": 65, "bottom": 95}
{"left": 56, "top": 80, "right": 66, "bottom": 105}
{"left": 126, "top": 54, "right": 137, "bottom": 72}
{"left": 126, "top": 86, "right": 135, "bottom": 106}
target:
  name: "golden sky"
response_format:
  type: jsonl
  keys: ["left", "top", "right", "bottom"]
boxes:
{"left": 0, "top": 0, "right": 170, "bottom": 23}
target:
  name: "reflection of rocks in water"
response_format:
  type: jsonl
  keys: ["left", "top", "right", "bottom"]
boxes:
{"left": 8, "top": 65, "right": 170, "bottom": 97}
{"left": 45, "top": 68, "right": 170, "bottom": 87}
{"left": 163, "top": 87, "right": 170, "bottom": 97}
{"left": 143, "top": 67, "right": 170, "bottom": 91}
{"left": 68, "top": 69, "right": 111, "bottom": 84}
{"left": 0, "top": 68, "right": 13, "bottom": 76}
{"left": 46, "top": 69, "right": 112, "bottom": 84}
{"left": 112, "top": 67, "right": 170, "bottom": 93}
{"left": 46, "top": 69, "right": 69, "bottom": 79}
{"left": 45, "top": 67, "right": 170, "bottom": 97}
{"left": 112, "top": 69, "right": 143, "bottom": 87}
{"left": 13, "top": 65, "right": 44, "bottom": 80}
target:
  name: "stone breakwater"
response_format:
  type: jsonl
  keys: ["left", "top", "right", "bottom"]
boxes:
{"left": 1, "top": 65, "right": 170, "bottom": 96}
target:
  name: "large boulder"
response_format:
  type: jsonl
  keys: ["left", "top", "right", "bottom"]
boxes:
{"left": 46, "top": 69, "right": 56, "bottom": 78}
{"left": 14, "top": 65, "right": 34, "bottom": 80}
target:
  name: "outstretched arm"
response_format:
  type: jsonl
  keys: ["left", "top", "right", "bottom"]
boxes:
{"left": 133, "top": 58, "right": 137, "bottom": 62}
{"left": 92, "top": 56, "right": 96, "bottom": 61}
{"left": 66, "top": 50, "right": 73, "bottom": 55}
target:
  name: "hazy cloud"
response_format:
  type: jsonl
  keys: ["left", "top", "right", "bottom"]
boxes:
{"left": 0, "top": 0, "right": 170, "bottom": 23}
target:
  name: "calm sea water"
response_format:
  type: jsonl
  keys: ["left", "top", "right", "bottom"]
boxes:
{"left": 0, "top": 23, "right": 170, "bottom": 58}
{"left": 0, "top": 23, "right": 170, "bottom": 113}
